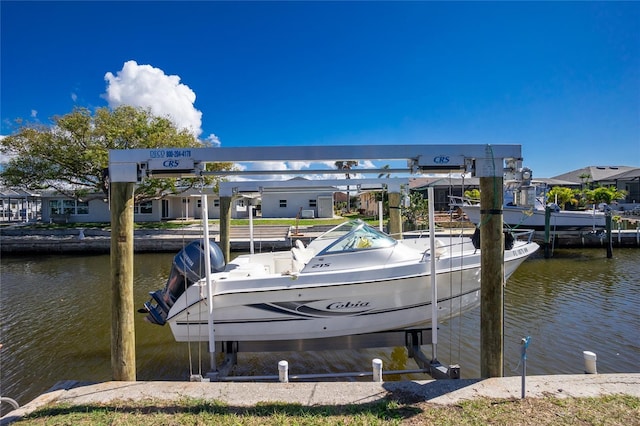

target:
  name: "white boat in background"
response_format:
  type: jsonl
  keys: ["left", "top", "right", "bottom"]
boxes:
{"left": 140, "top": 220, "right": 539, "bottom": 343}
{"left": 450, "top": 177, "right": 607, "bottom": 231}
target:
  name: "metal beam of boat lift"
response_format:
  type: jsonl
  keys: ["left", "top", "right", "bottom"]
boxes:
{"left": 109, "top": 144, "right": 521, "bottom": 382}
{"left": 109, "top": 144, "right": 522, "bottom": 180}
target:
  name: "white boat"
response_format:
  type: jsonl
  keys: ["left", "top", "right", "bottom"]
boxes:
{"left": 450, "top": 179, "right": 607, "bottom": 231}
{"left": 141, "top": 220, "right": 539, "bottom": 343}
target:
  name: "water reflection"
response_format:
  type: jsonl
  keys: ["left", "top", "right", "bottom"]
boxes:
{"left": 1, "top": 249, "right": 638, "bottom": 411}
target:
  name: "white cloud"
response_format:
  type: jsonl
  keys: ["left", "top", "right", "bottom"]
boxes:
{"left": 103, "top": 60, "right": 207, "bottom": 139}
{"left": 205, "top": 133, "right": 221, "bottom": 147}
{"left": 30, "top": 110, "right": 38, "bottom": 118}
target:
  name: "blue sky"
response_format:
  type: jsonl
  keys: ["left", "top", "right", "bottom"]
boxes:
{"left": 1, "top": 1, "right": 638, "bottom": 179}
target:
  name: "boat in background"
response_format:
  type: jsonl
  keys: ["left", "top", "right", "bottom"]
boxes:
{"left": 450, "top": 171, "right": 607, "bottom": 231}
{"left": 140, "top": 220, "right": 539, "bottom": 343}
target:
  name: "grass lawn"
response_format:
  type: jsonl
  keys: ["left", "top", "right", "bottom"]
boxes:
{"left": 14, "top": 394, "right": 640, "bottom": 425}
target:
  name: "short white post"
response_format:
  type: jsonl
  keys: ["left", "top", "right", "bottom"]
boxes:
{"left": 583, "top": 351, "right": 597, "bottom": 374}
{"left": 278, "top": 360, "right": 289, "bottom": 383}
{"left": 78, "top": 229, "right": 85, "bottom": 240}
{"left": 372, "top": 358, "right": 383, "bottom": 382}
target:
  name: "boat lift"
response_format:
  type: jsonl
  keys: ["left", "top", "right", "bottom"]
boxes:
{"left": 109, "top": 143, "right": 522, "bottom": 381}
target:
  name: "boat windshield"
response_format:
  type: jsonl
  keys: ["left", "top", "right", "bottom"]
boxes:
{"left": 317, "top": 220, "right": 396, "bottom": 254}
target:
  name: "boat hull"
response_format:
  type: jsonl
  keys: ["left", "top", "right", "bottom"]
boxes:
{"left": 167, "top": 244, "right": 535, "bottom": 342}
{"left": 461, "top": 205, "right": 605, "bottom": 230}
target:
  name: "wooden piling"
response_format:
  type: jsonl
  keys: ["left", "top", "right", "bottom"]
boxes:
{"left": 479, "top": 175, "right": 504, "bottom": 378}
{"left": 387, "top": 192, "right": 402, "bottom": 240}
{"left": 605, "top": 212, "right": 613, "bottom": 258}
{"left": 544, "top": 206, "right": 552, "bottom": 258}
{"left": 219, "top": 196, "right": 232, "bottom": 262}
{"left": 110, "top": 181, "right": 136, "bottom": 381}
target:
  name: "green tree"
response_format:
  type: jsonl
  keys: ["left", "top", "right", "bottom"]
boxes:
{"left": 464, "top": 189, "right": 480, "bottom": 200}
{"left": 0, "top": 106, "right": 234, "bottom": 202}
{"left": 546, "top": 186, "right": 578, "bottom": 210}
{"left": 403, "top": 191, "right": 429, "bottom": 225}
{"left": 585, "top": 186, "right": 627, "bottom": 205}
{"left": 578, "top": 173, "right": 592, "bottom": 189}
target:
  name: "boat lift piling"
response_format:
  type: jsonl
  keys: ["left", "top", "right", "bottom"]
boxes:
{"left": 108, "top": 144, "right": 521, "bottom": 382}
{"left": 544, "top": 205, "right": 553, "bottom": 258}
{"left": 480, "top": 171, "right": 505, "bottom": 378}
{"left": 605, "top": 211, "right": 613, "bottom": 258}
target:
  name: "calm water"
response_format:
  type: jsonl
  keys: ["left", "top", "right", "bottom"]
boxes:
{"left": 1, "top": 248, "right": 639, "bottom": 412}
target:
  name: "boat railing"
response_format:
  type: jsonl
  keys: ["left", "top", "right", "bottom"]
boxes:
{"left": 508, "top": 228, "right": 536, "bottom": 244}
{"left": 448, "top": 195, "right": 480, "bottom": 207}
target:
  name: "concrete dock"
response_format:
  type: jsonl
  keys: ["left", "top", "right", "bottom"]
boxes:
{"left": 2, "top": 374, "right": 639, "bottom": 424}
{"left": 0, "top": 225, "right": 295, "bottom": 253}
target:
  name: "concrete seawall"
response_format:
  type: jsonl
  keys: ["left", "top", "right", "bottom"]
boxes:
{"left": 2, "top": 225, "right": 639, "bottom": 254}
{"left": 0, "top": 226, "right": 294, "bottom": 254}
{"left": 2, "top": 374, "right": 639, "bottom": 424}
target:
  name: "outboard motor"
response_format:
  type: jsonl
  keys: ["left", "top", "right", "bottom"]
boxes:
{"left": 142, "top": 240, "right": 225, "bottom": 325}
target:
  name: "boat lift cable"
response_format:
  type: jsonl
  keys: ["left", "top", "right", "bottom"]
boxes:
{"left": 189, "top": 179, "right": 207, "bottom": 380}
{"left": 200, "top": 187, "right": 217, "bottom": 372}
{"left": 447, "top": 174, "right": 455, "bottom": 367}
{"left": 450, "top": 173, "right": 465, "bottom": 366}
{"left": 427, "top": 186, "right": 439, "bottom": 362}
{"left": 197, "top": 201, "right": 204, "bottom": 378}
{"left": 184, "top": 191, "right": 196, "bottom": 379}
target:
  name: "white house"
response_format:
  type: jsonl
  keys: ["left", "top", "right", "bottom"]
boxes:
{"left": 38, "top": 189, "right": 249, "bottom": 223}
{"left": 223, "top": 178, "right": 336, "bottom": 219}
{"left": 0, "top": 188, "right": 42, "bottom": 222}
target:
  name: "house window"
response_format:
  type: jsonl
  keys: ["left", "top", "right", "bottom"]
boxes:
{"left": 49, "top": 200, "right": 62, "bottom": 215}
{"left": 279, "top": 199, "right": 287, "bottom": 208}
{"left": 63, "top": 200, "right": 76, "bottom": 214}
{"left": 49, "top": 199, "right": 89, "bottom": 215}
{"left": 309, "top": 199, "right": 317, "bottom": 208}
{"left": 196, "top": 200, "right": 202, "bottom": 208}
{"left": 214, "top": 199, "right": 220, "bottom": 207}
{"left": 134, "top": 201, "right": 153, "bottom": 214}
{"left": 237, "top": 199, "right": 245, "bottom": 207}
{"left": 76, "top": 201, "right": 89, "bottom": 215}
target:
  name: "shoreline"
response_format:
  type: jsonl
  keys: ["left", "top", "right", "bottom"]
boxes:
{"left": 2, "top": 374, "right": 639, "bottom": 424}
{"left": 1, "top": 224, "right": 639, "bottom": 254}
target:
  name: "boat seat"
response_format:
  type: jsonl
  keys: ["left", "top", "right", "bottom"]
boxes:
{"left": 227, "top": 263, "right": 268, "bottom": 278}
{"left": 291, "top": 243, "right": 315, "bottom": 272}
{"left": 434, "top": 240, "right": 448, "bottom": 258}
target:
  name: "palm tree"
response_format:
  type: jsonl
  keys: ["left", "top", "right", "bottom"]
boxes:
{"left": 335, "top": 161, "right": 358, "bottom": 212}
{"left": 579, "top": 173, "right": 592, "bottom": 189}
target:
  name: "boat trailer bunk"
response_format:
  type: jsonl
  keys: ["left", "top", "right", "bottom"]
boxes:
{"left": 202, "top": 327, "right": 460, "bottom": 382}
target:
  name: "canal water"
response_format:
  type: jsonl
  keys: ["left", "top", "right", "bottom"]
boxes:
{"left": 1, "top": 247, "right": 638, "bottom": 411}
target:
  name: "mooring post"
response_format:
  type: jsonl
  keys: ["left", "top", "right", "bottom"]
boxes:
{"left": 278, "top": 360, "right": 289, "bottom": 383}
{"left": 544, "top": 205, "right": 552, "bottom": 258}
{"left": 219, "top": 196, "right": 232, "bottom": 263}
{"left": 372, "top": 358, "right": 383, "bottom": 382}
{"left": 480, "top": 174, "right": 504, "bottom": 378}
{"left": 110, "top": 181, "right": 137, "bottom": 381}
{"left": 605, "top": 211, "right": 613, "bottom": 258}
